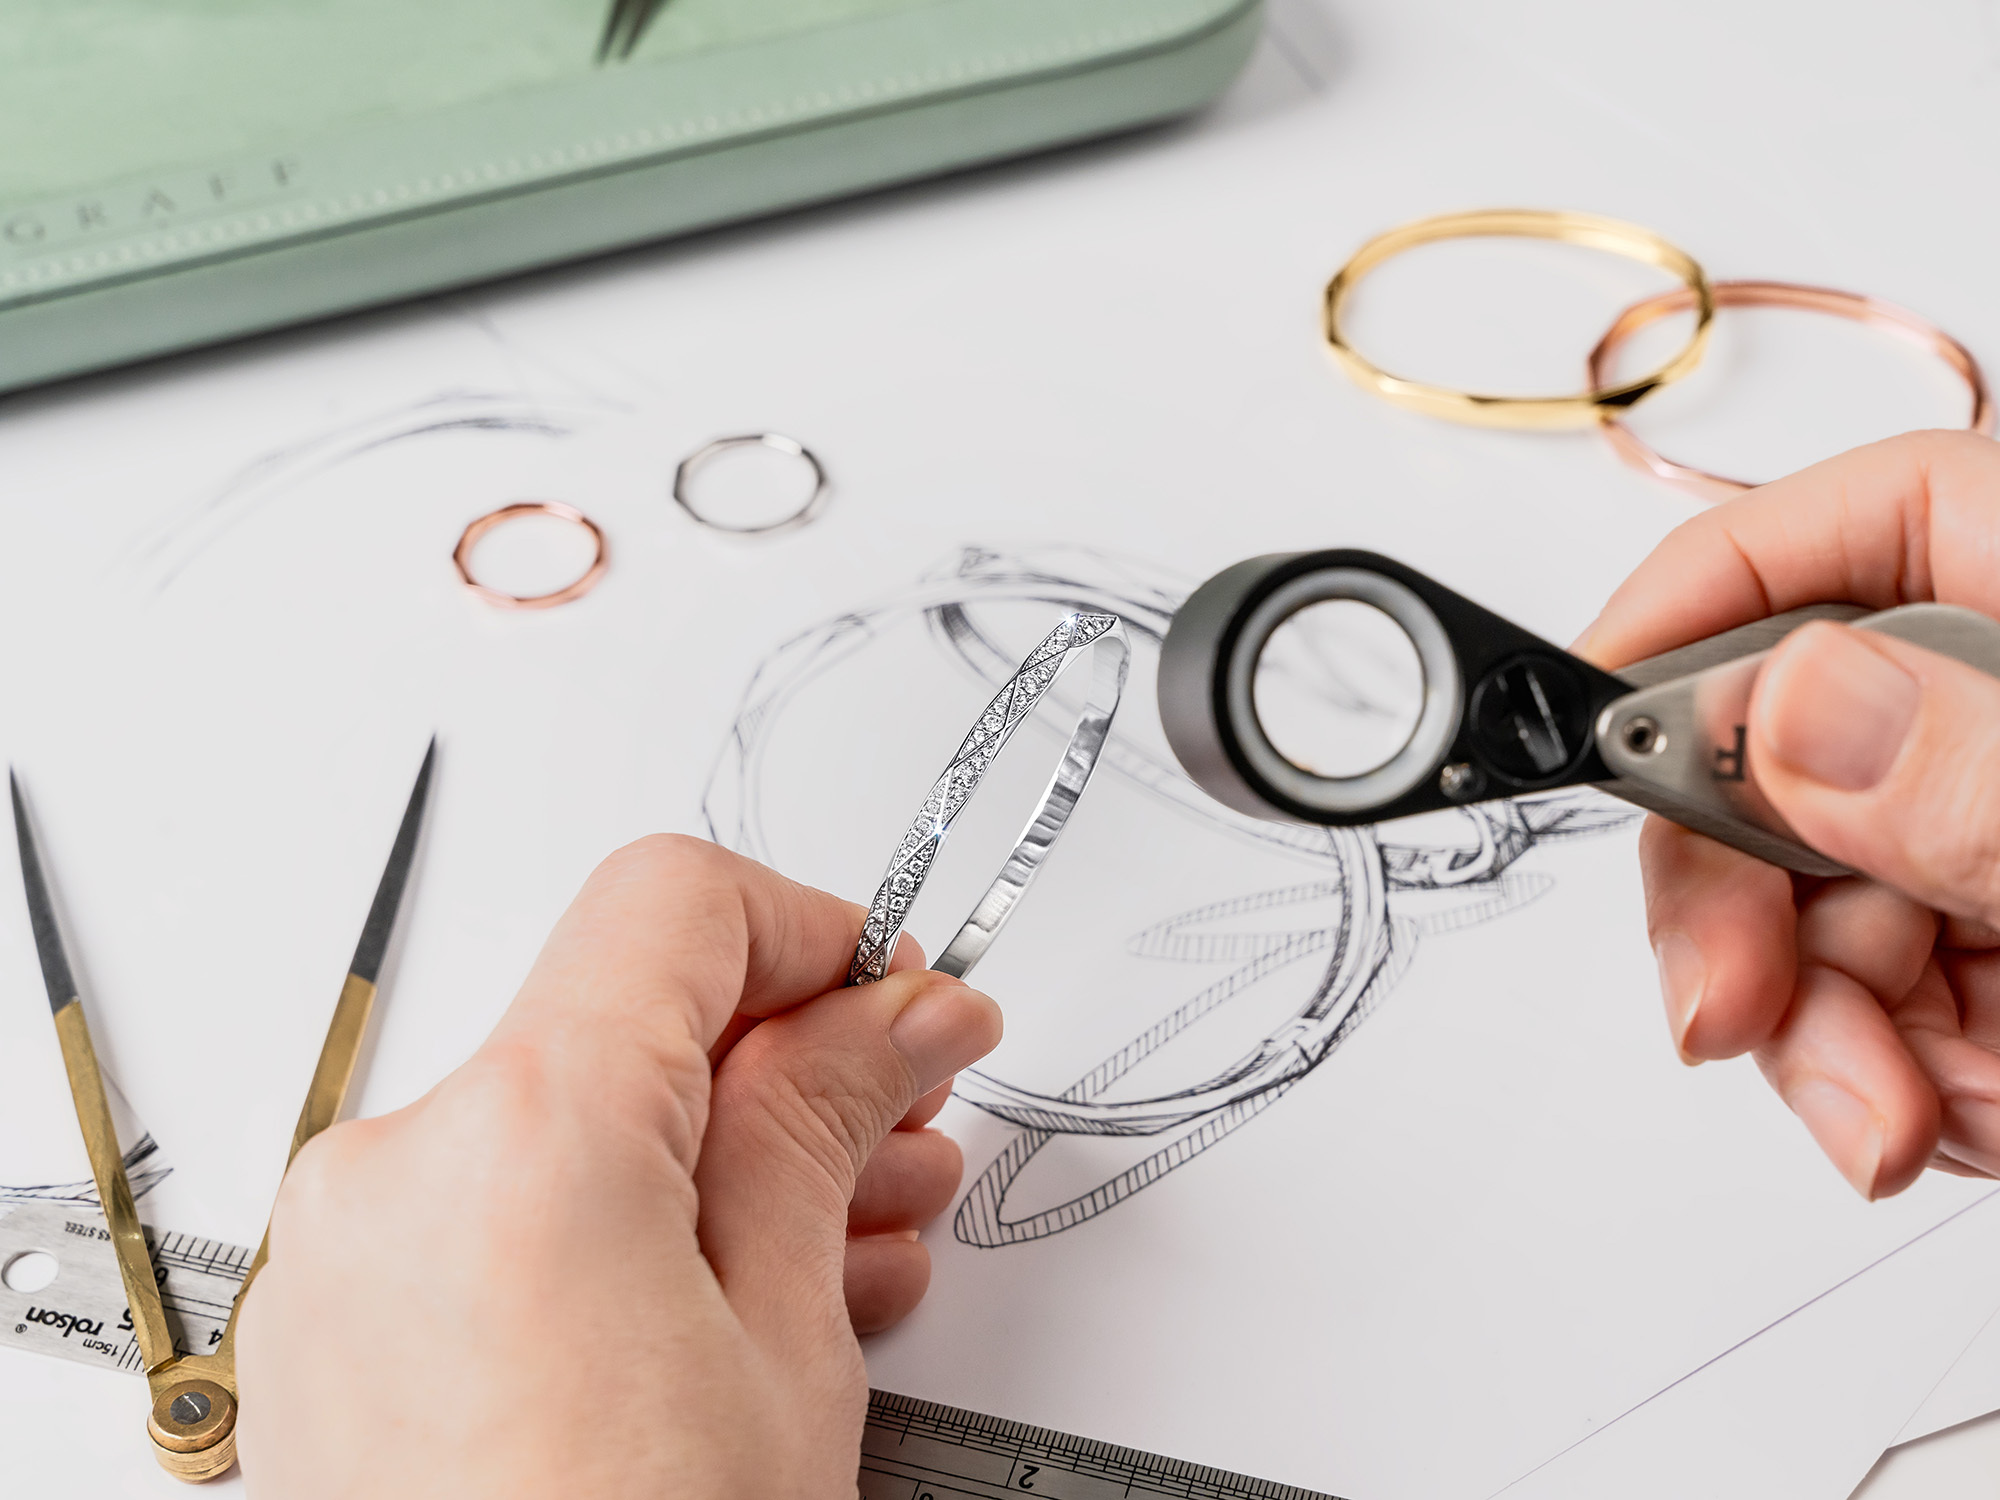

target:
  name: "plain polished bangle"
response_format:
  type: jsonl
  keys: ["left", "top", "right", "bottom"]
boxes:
{"left": 849, "top": 611, "right": 1130, "bottom": 986}
{"left": 1322, "top": 208, "right": 1715, "bottom": 430}
{"left": 1587, "top": 279, "right": 1996, "bottom": 502}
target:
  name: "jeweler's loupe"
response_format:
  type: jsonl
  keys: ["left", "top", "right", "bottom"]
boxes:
{"left": 1158, "top": 551, "right": 1632, "bottom": 827}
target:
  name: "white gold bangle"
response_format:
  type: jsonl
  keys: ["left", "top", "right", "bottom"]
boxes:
{"left": 849, "top": 611, "right": 1129, "bottom": 986}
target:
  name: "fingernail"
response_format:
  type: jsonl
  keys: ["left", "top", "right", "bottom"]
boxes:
{"left": 1783, "top": 1077, "right": 1888, "bottom": 1199}
{"left": 1654, "top": 931, "right": 1705, "bottom": 1063}
{"left": 1568, "top": 618, "right": 1601, "bottom": 660}
{"left": 1760, "top": 626, "right": 1920, "bottom": 791}
{"left": 889, "top": 982, "right": 997, "bottom": 1097}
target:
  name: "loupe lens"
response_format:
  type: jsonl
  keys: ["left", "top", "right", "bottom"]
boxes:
{"left": 1251, "top": 599, "right": 1426, "bottom": 778}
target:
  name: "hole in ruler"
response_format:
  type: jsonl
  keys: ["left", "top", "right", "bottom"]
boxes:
{"left": 2, "top": 1250, "right": 58, "bottom": 1294}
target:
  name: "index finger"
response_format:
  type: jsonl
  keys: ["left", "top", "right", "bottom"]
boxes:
{"left": 1579, "top": 430, "right": 2000, "bottom": 670}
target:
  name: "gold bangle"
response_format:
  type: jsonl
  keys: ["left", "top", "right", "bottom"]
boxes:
{"left": 1322, "top": 208, "right": 1715, "bottom": 430}
{"left": 1587, "top": 279, "right": 1996, "bottom": 502}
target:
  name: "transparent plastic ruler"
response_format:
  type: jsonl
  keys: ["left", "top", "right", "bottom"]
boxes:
{"left": 2, "top": 1203, "right": 1336, "bottom": 1498}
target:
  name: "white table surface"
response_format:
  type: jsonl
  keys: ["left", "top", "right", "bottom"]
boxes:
{"left": 1858, "top": 1410, "right": 2000, "bottom": 1499}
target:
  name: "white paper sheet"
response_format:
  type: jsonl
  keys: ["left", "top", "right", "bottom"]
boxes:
{"left": 1501, "top": 1191, "right": 2000, "bottom": 1500}
{"left": 1861, "top": 1411, "right": 2000, "bottom": 1499}
{"left": 1894, "top": 1303, "right": 2000, "bottom": 1445}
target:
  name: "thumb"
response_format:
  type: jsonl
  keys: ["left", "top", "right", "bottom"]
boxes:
{"left": 691, "top": 967, "right": 1000, "bottom": 1369}
{"left": 1749, "top": 620, "right": 2000, "bottom": 921}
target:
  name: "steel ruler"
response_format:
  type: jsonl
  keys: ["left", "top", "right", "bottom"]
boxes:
{"left": 1, "top": 1201, "right": 246, "bottom": 1374}
{"left": 2, "top": 1202, "right": 1338, "bottom": 1498}
{"left": 861, "top": 1391, "right": 1341, "bottom": 1499}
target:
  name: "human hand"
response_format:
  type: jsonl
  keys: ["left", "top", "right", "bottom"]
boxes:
{"left": 234, "top": 834, "right": 1001, "bottom": 1497}
{"left": 1578, "top": 430, "right": 2000, "bottom": 1200}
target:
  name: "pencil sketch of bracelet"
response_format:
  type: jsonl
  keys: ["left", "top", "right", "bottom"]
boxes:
{"left": 704, "top": 545, "right": 1634, "bottom": 1248}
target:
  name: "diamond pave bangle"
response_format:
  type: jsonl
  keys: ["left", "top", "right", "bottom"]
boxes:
{"left": 848, "top": 611, "right": 1130, "bottom": 986}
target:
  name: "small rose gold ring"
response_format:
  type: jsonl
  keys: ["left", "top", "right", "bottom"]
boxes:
{"left": 452, "top": 501, "right": 608, "bottom": 609}
{"left": 1588, "top": 279, "right": 1995, "bottom": 503}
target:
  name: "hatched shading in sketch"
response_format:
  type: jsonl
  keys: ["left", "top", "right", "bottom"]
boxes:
{"left": 705, "top": 546, "right": 1635, "bottom": 1246}
{"left": 0, "top": 1135, "right": 169, "bottom": 1207}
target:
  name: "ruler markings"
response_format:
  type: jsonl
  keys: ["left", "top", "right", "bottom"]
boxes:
{"left": 864, "top": 1392, "right": 1344, "bottom": 1500}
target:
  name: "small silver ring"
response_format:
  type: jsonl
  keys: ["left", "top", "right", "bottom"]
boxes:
{"left": 849, "top": 612, "right": 1131, "bottom": 986}
{"left": 672, "top": 432, "right": 829, "bottom": 535}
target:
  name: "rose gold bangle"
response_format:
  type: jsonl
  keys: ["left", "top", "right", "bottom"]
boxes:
{"left": 1588, "top": 280, "right": 1995, "bottom": 503}
{"left": 452, "top": 501, "right": 608, "bottom": 609}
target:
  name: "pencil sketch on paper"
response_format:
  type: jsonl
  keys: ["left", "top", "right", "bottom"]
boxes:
{"left": 0, "top": 1135, "right": 169, "bottom": 1208}
{"left": 703, "top": 545, "right": 1635, "bottom": 1248}
{"left": 126, "top": 389, "right": 624, "bottom": 594}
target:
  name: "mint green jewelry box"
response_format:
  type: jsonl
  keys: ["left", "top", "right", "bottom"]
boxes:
{"left": 0, "top": 0, "right": 1260, "bottom": 394}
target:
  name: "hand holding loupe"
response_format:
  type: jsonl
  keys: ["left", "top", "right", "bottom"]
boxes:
{"left": 1159, "top": 551, "right": 2000, "bottom": 877}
